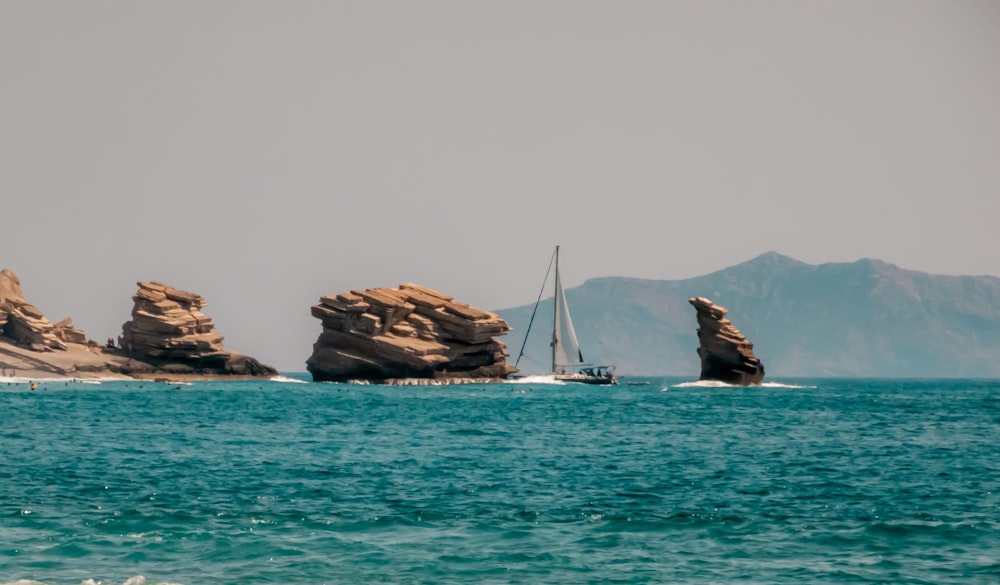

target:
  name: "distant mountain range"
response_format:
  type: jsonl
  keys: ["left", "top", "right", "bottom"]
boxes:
{"left": 496, "top": 252, "right": 1000, "bottom": 378}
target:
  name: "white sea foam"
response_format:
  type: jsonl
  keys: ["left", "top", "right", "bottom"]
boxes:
{"left": 507, "top": 375, "right": 567, "bottom": 385}
{"left": 760, "top": 381, "right": 817, "bottom": 389}
{"left": 1, "top": 579, "right": 181, "bottom": 585}
{"left": 672, "top": 380, "right": 737, "bottom": 388}
{"left": 0, "top": 376, "right": 127, "bottom": 385}
{"left": 1, "top": 376, "right": 53, "bottom": 385}
{"left": 270, "top": 375, "right": 309, "bottom": 384}
{"left": 672, "top": 380, "right": 815, "bottom": 389}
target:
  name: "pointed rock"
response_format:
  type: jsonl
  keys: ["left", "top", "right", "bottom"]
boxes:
{"left": 688, "top": 296, "right": 765, "bottom": 385}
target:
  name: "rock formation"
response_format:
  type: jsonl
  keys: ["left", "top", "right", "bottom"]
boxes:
{"left": 120, "top": 281, "right": 276, "bottom": 376}
{"left": 53, "top": 318, "right": 88, "bottom": 345}
{"left": 0, "top": 268, "right": 69, "bottom": 351}
{"left": 688, "top": 296, "right": 765, "bottom": 385}
{"left": 0, "top": 271, "right": 277, "bottom": 380}
{"left": 307, "top": 283, "right": 517, "bottom": 382}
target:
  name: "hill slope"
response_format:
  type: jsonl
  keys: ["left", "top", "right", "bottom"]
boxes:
{"left": 497, "top": 252, "right": 1000, "bottom": 378}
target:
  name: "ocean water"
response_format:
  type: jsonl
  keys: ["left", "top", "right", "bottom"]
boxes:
{"left": 1, "top": 376, "right": 997, "bottom": 584}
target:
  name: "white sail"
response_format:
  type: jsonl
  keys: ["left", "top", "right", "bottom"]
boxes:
{"left": 553, "top": 260, "right": 584, "bottom": 369}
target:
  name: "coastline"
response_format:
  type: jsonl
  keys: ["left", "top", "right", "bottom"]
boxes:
{"left": 0, "top": 338, "right": 276, "bottom": 384}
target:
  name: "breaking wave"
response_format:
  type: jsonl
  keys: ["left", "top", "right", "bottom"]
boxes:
{"left": 507, "top": 375, "right": 567, "bottom": 385}
{"left": 269, "top": 375, "right": 309, "bottom": 384}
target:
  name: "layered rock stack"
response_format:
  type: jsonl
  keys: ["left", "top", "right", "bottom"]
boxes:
{"left": 307, "top": 283, "right": 517, "bottom": 382}
{"left": 0, "top": 268, "right": 69, "bottom": 351}
{"left": 688, "top": 296, "right": 765, "bottom": 385}
{"left": 120, "top": 281, "right": 276, "bottom": 376}
{"left": 53, "top": 318, "right": 88, "bottom": 345}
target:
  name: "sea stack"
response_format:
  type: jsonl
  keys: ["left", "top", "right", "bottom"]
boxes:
{"left": 120, "top": 281, "right": 276, "bottom": 376}
{"left": 306, "top": 283, "right": 517, "bottom": 383}
{"left": 688, "top": 296, "right": 765, "bottom": 385}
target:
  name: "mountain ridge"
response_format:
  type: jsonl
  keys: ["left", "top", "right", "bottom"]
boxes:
{"left": 498, "top": 253, "right": 1000, "bottom": 378}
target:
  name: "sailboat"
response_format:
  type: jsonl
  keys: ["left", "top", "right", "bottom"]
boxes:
{"left": 514, "top": 246, "right": 618, "bottom": 385}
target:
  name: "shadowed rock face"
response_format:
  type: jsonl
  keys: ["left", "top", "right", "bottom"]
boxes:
{"left": 0, "top": 268, "right": 70, "bottom": 351}
{"left": 688, "top": 296, "right": 765, "bottom": 385}
{"left": 307, "top": 283, "right": 517, "bottom": 382}
{"left": 120, "top": 282, "right": 276, "bottom": 376}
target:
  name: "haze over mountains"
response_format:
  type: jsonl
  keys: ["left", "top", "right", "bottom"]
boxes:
{"left": 497, "top": 252, "right": 1000, "bottom": 378}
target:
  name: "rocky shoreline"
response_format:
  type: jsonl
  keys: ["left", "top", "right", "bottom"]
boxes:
{"left": 0, "top": 338, "right": 275, "bottom": 383}
{"left": 0, "top": 269, "right": 276, "bottom": 382}
{"left": 3, "top": 267, "right": 770, "bottom": 384}
{"left": 0, "top": 269, "right": 520, "bottom": 384}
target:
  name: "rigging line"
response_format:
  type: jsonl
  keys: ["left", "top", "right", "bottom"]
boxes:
{"left": 514, "top": 247, "right": 558, "bottom": 369}
{"left": 517, "top": 353, "right": 546, "bottom": 370}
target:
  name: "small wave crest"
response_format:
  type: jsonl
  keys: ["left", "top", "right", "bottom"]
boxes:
{"left": 269, "top": 375, "right": 309, "bottom": 384}
{"left": 2, "top": 578, "right": 183, "bottom": 585}
{"left": 672, "top": 380, "right": 738, "bottom": 388}
{"left": 0, "top": 376, "right": 128, "bottom": 385}
{"left": 672, "top": 380, "right": 815, "bottom": 389}
{"left": 507, "top": 375, "right": 567, "bottom": 385}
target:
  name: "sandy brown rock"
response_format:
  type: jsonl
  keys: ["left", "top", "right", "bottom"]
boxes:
{"left": 307, "top": 283, "right": 517, "bottom": 382}
{"left": 0, "top": 269, "right": 68, "bottom": 351}
{"left": 53, "top": 317, "right": 88, "bottom": 344}
{"left": 688, "top": 296, "right": 765, "bottom": 385}
{"left": 0, "top": 271, "right": 275, "bottom": 381}
{"left": 120, "top": 281, "right": 276, "bottom": 377}
{"left": 0, "top": 337, "right": 129, "bottom": 379}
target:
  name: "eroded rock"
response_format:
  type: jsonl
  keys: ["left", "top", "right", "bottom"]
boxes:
{"left": 0, "top": 269, "right": 68, "bottom": 351}
{"left": 120, "top": 281, "right": 276, "bottom": 376}
{"left": 688, "top": 296, "right": 764, "bottom": 385}
{"left": 307, "top": 283, "right": 517, "bottom": 382}
{"left": 53, "top": 318, "right": 88, "bottom": 345}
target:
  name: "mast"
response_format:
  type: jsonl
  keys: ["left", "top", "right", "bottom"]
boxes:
{"left": 513, "top": 246, "right": 557, "bottom": 370}
{"left": 551, "top": 245, "right": 560, "bottom": 373}
{"left": 515, "top": 245, "right": 584, "bottom": 375}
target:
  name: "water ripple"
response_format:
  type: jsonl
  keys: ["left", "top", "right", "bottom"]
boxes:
{"left": 1, "top": 378, "right": 998, "bottom": 583}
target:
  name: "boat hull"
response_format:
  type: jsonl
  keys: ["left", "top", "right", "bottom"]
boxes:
{"left": 553, "top": 373, "right": 618, "bottom": 385}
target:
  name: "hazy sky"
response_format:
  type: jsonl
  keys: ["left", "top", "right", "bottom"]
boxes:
{"left": 3, "top": 1, "right": 999, "bottom": 370}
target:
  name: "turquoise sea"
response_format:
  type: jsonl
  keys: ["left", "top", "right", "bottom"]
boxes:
{"left": 1, "top": 376, "right": 997, "bottom": 584}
